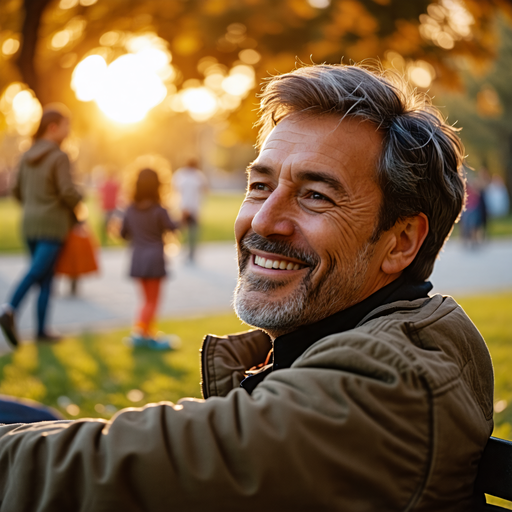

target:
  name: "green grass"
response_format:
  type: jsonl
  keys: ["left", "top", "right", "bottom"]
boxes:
{"left": 0, "top": 312, "right": 248, "bottom": 420}
{"left": 199, "top": 192, "right": 244, "bottom": 242}
{"left": 456, "top": 292, "right": 512, "bottom": 441}
{"left": 0, "top": 191, "right": 245, "bottom": 253}
{"left": 488, "top": 214, "right": 512, "bottom": 238}
{"left": 0, "top": 197, "right": 22, "bottom": 252}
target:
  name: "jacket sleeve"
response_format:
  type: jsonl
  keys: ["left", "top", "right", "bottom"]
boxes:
{"left": 54, "top": 152, "right": 83, "bottom": 210}
{"left": 0, "top": 332, "right": 442, "bottom": 512}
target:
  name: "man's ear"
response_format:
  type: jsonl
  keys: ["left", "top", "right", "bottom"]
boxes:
{"left": 381, "top": 213, "right": 429, "bottom": 275}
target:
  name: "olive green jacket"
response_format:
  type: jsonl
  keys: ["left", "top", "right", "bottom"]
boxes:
{"left": 0, "top": 295, "right": 493, "bottom": 511}
{"left": 12, "top": 139, "right": 82, "bottom": 241}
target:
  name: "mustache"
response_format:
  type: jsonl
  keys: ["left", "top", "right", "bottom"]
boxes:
{"left": 239, "top": 233, "right": 319, "bottom": 267}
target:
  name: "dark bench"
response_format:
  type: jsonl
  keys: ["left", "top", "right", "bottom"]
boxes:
{"left": 474, "top": 437, "right": 512, "bottom": 511}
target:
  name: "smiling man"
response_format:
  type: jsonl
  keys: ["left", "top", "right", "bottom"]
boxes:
{"left": 234, "top": 115, "right": 416, "bottom": 336}
{"left": 0, "top": 64, "right": 493, "bottom": 512}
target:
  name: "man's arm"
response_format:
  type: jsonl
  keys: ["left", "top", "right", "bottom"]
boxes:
{"left": 0, "top": 342, "right": 435, "bottom": 512}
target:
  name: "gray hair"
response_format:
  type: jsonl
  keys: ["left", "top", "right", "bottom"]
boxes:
{"left": 256, "top": 63, "right": 466, "bottom": 282}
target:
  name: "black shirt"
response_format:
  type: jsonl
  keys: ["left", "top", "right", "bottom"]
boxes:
{"left": 240, "top": 275, "right": 433, "bottom": 395}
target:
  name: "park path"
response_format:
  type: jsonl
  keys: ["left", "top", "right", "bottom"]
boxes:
{"left": 0, "top": 238, "right": 511, "bottom": 353}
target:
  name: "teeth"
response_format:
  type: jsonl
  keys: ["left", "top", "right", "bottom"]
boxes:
{"left": 254, "top": 255, "right": 304, "bottom": 271}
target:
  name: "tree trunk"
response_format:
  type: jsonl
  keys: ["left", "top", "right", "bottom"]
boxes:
{"left": 16, "top": 0, "right": 53, "bottom": 101}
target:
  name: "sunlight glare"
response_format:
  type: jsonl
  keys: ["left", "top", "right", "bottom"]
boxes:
{"left": 71, "top": 55, "right": 107, "bottom": 101}
{"left": 136, "top": 47, "right": 169, "bottom": 72}
{"left": 221, "top": 65, "right": 255, "bottom": 97}
{"left": 2, "top": 38, "right": 20, "bottom": 56}
{"left": 59, "top": 0, "right": 78, "bottom": 8}
{"left": 51, "top": 30, "right": 71, "bottom": 50}
{"left": 72, "top": 36, "right": 171, "bottom": 123}
{"left": 181, "top": 87, "right": 218, "bottom": 120}
{"left": 95, "top": 54, "right": 167, "bottom": 123}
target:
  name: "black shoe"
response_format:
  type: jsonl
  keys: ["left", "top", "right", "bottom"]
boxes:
{"left": 0, "top": 309, "right": 19, "bottom": 349}
{"left": 37, "top": 332, "right": 61, "bottom": 343}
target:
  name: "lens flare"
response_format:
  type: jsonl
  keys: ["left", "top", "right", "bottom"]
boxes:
{"left": 96, "top": 54, "right": 167, "bottom": 123}
{"left": 180, "top": 87, "right": 218, "bottom": 121}
{"left": 72, "top": 47, "right": 168, "bottom": 123}
{"left": 71, "top": 55, "right": 107, "bottom": 101}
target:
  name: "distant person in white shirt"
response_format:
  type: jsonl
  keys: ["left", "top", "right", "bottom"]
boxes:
{"left": 484, "top": 174, "right": 510, "bottom": 218}
{"left": 172, "top": 158, "right": 208, "bottom": 263}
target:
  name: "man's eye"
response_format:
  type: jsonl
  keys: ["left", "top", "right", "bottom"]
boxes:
{"left": 309, "top": 191, "right": 332, "bottom": 203}
{"left": 249, "top": 183, "right": 270, "bottom": 192}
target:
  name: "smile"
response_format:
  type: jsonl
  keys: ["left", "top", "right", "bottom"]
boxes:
{"left": 254, "top": 255, "right": 305, "bottom": 271}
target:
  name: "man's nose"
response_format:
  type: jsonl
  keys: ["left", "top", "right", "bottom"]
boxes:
{"left": 251, "top": 187, "right": 295, "bottom": 238}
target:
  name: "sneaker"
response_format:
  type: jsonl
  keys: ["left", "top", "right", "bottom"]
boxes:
{"left": 123, "top": 332, "right": 148, "bottom": 348}
{"left": 145, "top": 338, "right": 173, "bottom": 351}
{"left": 123, "top": 332, "right": 181, "bottom": 351}
{"left": 37, "top": 332, "right": 62, "bottom": 343}
{"left": 0, "top": 307, "right": 19, "bottom": 349}
{"left": 155, "top": 332, "right": 182, "bottom": 350}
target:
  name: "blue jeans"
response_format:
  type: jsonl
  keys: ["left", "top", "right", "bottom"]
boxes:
{"left": 0, "top": 395, "right": 62, "bottom": 424}
{"left": 9, "top": 239, "right": 63, "bottom": 337}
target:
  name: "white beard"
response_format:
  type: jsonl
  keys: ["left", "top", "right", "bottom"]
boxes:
{"left": 233, "top": 233, "right": 374, "bottom": 338}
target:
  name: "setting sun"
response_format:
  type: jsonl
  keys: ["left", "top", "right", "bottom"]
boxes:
{"left": 71, "top": 39, "right": 170, "bottom": 123}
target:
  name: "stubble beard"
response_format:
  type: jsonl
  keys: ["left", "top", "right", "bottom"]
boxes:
{"left": 233, "top": 233, "right": 374, "bottom": 338}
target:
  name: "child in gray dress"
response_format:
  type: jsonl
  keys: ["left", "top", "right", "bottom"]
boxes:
{"left": 121, "top": 168, "right": 179, "bottom": 350}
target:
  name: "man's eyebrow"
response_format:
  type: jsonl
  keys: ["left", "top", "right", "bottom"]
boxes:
{"left": 246, "top": 163, "right": 274, "bottom": 177}
{"left": 296, "top": 170, "right": 348, "bottom": 197}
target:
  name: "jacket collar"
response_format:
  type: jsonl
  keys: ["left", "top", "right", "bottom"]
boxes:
{"left": 240, "top": 276, "right": 432, "bottom": 394}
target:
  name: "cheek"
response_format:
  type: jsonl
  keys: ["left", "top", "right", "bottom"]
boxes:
{"left": 307, "top": 214, "right": 357, "bottom": 256}
{"left": 235, "top": 200, "right": 257, "bottom": 243}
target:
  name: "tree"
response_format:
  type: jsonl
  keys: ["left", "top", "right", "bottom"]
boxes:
{"left": 2, "top": 0, "right": 510, "bottom": 101}
{"left": 437, "top": 15, "right": 512, "bottom": 204}
{"left": 1, "top": 0, "right": 511, "bottom": 170}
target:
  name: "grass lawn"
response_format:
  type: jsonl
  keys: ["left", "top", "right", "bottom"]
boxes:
{"left": 0, "top": 191, "right": 245, "bottom": 253}
{"left": 0, "top": 312, "right": 249, "bottom": 419}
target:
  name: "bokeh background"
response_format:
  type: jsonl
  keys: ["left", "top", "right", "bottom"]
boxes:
{"left": 0, "top": 5, "right": 511, "bottom": 504}
{"left": 0, "top": 0, "right": 512, "bottom": 195}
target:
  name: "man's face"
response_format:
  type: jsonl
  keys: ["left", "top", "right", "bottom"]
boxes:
{"left": 234, "top": 114, "right": 391, "bottom": 338}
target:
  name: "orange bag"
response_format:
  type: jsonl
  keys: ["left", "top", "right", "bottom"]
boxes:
{"left": 55, "top": 223, "right": 99, "bottom": 276}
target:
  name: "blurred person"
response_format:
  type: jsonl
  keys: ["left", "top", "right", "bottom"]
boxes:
{"left": 460, "top": 173, "right": 487, "bottom": 247}
{"left": 172, "top": 158, "right": 208, "bottom": 263}
{"left": 485, "top": 173, "right": 510, "bottom": 218}
{"left": 0, "top": 64, "right": 494, "bottom": 511}
{"left": 121, "top": 168, "right": 180, "bottom": 350}
{"left": 98, "top": 165, "right": 121, "bottom": 245}
{"left": 0, "top": 105, "right": 82, "bottom": 347}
